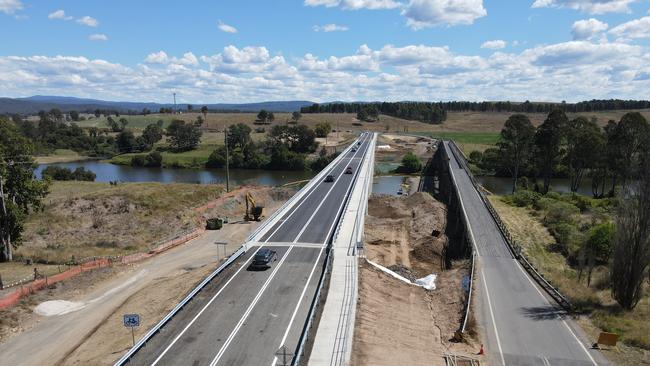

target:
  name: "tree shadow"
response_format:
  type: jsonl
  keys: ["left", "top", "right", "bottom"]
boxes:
{"left": 520, "top": 305, "right": 568, "bottom": 321}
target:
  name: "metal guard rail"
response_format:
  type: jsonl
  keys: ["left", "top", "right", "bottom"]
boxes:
{"left": 447, "top": 141, "right": 572, "bottom": 311}
{"left": 115, "top": 135, "right": 368, "bottom": 366}
{"left": 291, "top": 133, "right": 374, "bottom": 366}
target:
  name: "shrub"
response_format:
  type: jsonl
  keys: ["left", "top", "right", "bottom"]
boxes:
{"left": 503, "top": 190, "right": 541, "bottom": 207}
{"left": 396, "top": 152, "right": 422, "bottom": 174}
{"left": 130, "top": 155, "right": 146, "bottom": 167}
{"left": 145, "top": 151, "right": 163, "bottom": 167}
{"left": 468, "top": 150, "right": 483, "bottom": 164}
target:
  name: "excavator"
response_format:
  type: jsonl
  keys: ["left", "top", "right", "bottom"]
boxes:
{"left": 244, "top": 192, "right": 264, "bottom": 221}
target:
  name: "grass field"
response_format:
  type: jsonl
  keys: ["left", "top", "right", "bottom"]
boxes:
{"left": 35, "top": 149, "right": 90, "bottom": 164}
{"left": 110, "top": 143, "right": 219, "bottom": 168}
{"left": 489, "top": 195, "right": 650, "bottom": 353}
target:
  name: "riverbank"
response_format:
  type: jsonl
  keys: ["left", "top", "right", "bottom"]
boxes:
{"left": 35, "top": 149, "right": 93, "bottom": 164}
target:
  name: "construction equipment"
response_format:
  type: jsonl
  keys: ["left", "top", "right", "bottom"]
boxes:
{"left": 206, "top": 218, "right": 223, "bottom": 230}
{"left": 244, "top": 192, "right": 264, "bottom": 221}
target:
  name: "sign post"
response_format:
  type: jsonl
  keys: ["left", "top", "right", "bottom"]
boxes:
{"left": 214, "top": 241, "right": 228, "bottom": 260}
{"left": 123, "top": 314, "right": 140, "bottom": 347}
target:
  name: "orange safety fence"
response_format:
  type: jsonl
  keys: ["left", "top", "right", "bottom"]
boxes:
{"left": 0, "top": 227, "right": 205, "bottom": 310}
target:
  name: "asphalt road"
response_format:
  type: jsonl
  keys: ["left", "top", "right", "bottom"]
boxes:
{"left": 443, "top": 141, "right": 608, "bottom": 366}
{"left": 127, "top": 133, "right": 372, "bottom": 366}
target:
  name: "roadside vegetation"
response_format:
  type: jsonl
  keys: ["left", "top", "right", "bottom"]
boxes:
{"left": 474, "top": 108, "right": 650, "bottom": 355}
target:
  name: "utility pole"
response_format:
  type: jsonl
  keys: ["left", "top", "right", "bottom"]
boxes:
{"left": 173, "top": 92, "right": 177, "bottom": 114}
{"left": 224, "top": 126, "right": 230, "bottom": 192}
{"left": 0, "top": 171, "right": 9, "bottom": 261}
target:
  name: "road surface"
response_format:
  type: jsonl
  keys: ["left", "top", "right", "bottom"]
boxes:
{"left": 443, "top": 141, "right": 607, "bottom": 366}
{"left": 125, "top": 133, "right": 372, "bottom": 366}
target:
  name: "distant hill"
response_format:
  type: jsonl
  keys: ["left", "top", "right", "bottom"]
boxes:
{"left": 0, "top": 96, "right": 315, "bottom": 114}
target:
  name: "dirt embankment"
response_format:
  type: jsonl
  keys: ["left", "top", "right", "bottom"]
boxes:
{"left": 353, "top": 193, "right": 476, "bottom": 366}
{"left": 0, "top": 185, "right": 295, "bottom": 366}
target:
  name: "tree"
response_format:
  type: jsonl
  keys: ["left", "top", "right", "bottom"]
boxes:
{"left": 497, "top": 114, "right": 535, "bottom": 193}
{"left": 257, "top": 110, "right": 269, "bottom": 123}
{"left": 0, "top": 118, "right": 49, "bottom": 261}
{"left": 145, "top": 151, "right": 163, "bottom": 167}
{"left": 291, "top": 111, "right": 302, "bottom": 123}
{"left": 227, "top": 123, "right": 252, "bottom": 150}
{"left": 201, "top": 106, "right": 208, "bottom": 120}
{"left": 142, "top": 123, "right": 164, "bottom": 145}
{"left": 166, "top": 119, "right": 202, "bottom": 152}
{"left": 357, "top": 109, "right": 368, "bottom": 122}
{"left": 565, "top": 117, "right": 606, "bottom": 192}
{"left": 534, "top": 110, "right": 568, "bottom": 194}
{"left": 610, "top": 157, "right": 650, "bottom": 309}
{"left": 314, "top": 122, "right": 332, "bottom": 138}
{"left": 580, "top": 223, "right": 614, "bottom": 287}
{"left": 605, "top": 112, "right": 648, "bottom": 194}
{"left": 187, "top": 104, "right": 193, "bottom": 112}
{"left": 94, "top": 109, "right": 101, "bottom": 118}
{"left": 397, "top": 152, "right": 422, "bottom": 174}
{"left": 142, "top": 108, "right": 151, "bottom": 115}
{"left": 268, "top": 112, "right": 275, "bottom": 123}
{"left": 69, "top": 110, "right": 79, "bottom": 121}
{"left": 119, "top": 118, "right": 129, "bottom": 131}
{"left": 116, "top": 130, "right": 137, "bottom": 153}
{"left": 107, "top": 116, "right": 121, "bottom": 132}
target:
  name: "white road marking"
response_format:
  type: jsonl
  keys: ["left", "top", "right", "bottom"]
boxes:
{"left": 480, "top": 270, "right": 507, "bottom": 366}
{"left": 263, "top": 135, "right": 368, "bottom": 242}
{"left": 209, "top": 247, "right": 294, "bottom": 366}
{"left": 149, "top": 246, "right": 263, "bottom": 366}
{"left": 293, "top": 138, "right": 368, "bottom": 243}
{"left": 271, "top": 246, "right": 325, "bottom": 366}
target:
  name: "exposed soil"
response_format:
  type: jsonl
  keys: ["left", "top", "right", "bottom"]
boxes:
{"left": 353, "top": 193, "right": 477, "bottom": 365}
{"left": 0, "top": 185, "right": 293, "bottom": 366}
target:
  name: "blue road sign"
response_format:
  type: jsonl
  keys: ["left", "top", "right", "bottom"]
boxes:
{"left": 123, "top": 314, "right": 140, "bottom": 327}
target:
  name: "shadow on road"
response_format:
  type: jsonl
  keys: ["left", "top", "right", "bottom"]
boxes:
{"left": 520, "top": 305, "right": 568, "bottom": 321}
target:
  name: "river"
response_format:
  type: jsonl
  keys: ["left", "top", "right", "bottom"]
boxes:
{"left": 35, "top": 161, "right": 314, "bottom": 186}
{"left": 476, "top": 176, "right": 605, "bottom": 196}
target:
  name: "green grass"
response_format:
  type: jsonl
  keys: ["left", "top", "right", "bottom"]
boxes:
{"left": 75, "top": 114, "right": 179, "bottom": 129}
{"left": 411, "top": 131, "right": 500, "bottom": 145}
{"left": 110, "top": 144, "right": 218, "bottom": 168}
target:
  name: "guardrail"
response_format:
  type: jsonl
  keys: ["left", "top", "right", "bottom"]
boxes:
{"left": 291, "top": 133, "right": 375, "bottom": 366}
{"left": 116, "top": 134, "right": 367, "bottom": 366}
{"left": 446, "top": 141, "right": 572, "bottom": 311}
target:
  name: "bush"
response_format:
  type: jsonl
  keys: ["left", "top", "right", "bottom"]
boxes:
{"left": 396, "top": 152, "right": 422, "bottom": 174}
{"left": 503, "top": 190, "right": 541, "bottom": 207}
{"left": 130, "top": 155, "right": 146, "bottom": 167}
{"left": 41, "top": 166, "right": 96, "bottom": 181}
{"left": 468, "top": 150, "right": 483, "bottom": 164}
{"left": 145, "top": 151, "right": 162, "bottom": 167}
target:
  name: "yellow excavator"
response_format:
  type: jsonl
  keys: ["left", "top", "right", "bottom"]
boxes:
{"left": 244, "top": 192, "right": 264, "bottom": 221}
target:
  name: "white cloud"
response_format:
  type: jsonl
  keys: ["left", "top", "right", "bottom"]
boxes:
{"left": 304, "top": 0, "right": 400, "bottom": 9}
{"left": 531, "top": 0, "right": 638, "bottom": 14}
{"left": 0, "top": 42, "right": 648, "bottom": 103}
{"left": 88, "top": 34, "right": 108, "bottom": 41}
{"left": 313, "top": 23, "right": 349, "bottom": 32}
{"left": 218, "top": 21, "right": 237, "bottom": 33}
{"left": 76, "top": 16, "right": 99, "bottom": 27}
{"left": 609, "top": 16, "right": 650, "bottom": 40}
{"left": 48, "top": 10, "right": 73, "bottom": 20}
{"left": 481, "top": 40, "right": 507, "bottom": 49}
{"left": 144, "top": 51, "right": 169, "bottom": 64}
{"left": 0, "top": 0, "right": 22, "bottom": 15}
{"left": 402, "top": 0, "right": 487, "bottom": 29}
{"left": 571, "top": 18, "right": 608, "bottom": 40}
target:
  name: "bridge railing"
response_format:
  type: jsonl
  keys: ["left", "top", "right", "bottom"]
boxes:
{"left": 446, "top": 141, "right": 572, "bottom": 311}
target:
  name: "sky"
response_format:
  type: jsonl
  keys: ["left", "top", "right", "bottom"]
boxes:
{"left": 0, "top": 0, "right": 649, "bottom": 104}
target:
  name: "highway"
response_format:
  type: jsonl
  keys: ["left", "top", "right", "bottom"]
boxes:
{"left": 443, "top": 141, "right": 608, "bottom": 366}
{"left": 125, "top": 133, "right": 373, "bottom": 366}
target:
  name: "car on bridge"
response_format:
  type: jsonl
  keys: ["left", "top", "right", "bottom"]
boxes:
{"left": 324, "top": 174, "right": 335, "bottom": 182}
{"left": 345, "top": 166, "right": 353, "bottom": 174}
{"left": 248, "top": 248, "right": 278, "bottom": 270}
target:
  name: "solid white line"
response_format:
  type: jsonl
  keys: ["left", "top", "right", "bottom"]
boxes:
{"left": 512, "top": 255, "right": 598, "bottom": 365}
{"left": 480, "top": 269, "right": 507, "bottom": 366}
{"left": 263, "top": 135, "right": 367, "bottom": 242}
{"left": 271, "top": 247, "right": 325, "bottom": 366}
{"left": 209, "top": 247, "right": 294, "bottom": 366}
{"left": 150, "top": 246, "right": 263, "bottom": 366}
{"left": 320, "top": 136, "right": 373, "bottom": 244}
{"left": 293, "top": 137, "right": 368, "bottom": 243}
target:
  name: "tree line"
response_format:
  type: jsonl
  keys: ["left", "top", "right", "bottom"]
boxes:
{"left": 302, "top": 102, "right": 447, "bottom": 124}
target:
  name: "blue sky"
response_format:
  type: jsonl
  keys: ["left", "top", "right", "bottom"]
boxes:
{"left": 0, "top": 0, "right": 649, "bottom": 103}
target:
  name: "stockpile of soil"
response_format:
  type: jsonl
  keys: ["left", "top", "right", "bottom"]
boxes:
{"left": 353, "top": 192, "right": 476, "bottom": 365}
{"left": 365, "top": 192, "right": 447, "bottom": 276}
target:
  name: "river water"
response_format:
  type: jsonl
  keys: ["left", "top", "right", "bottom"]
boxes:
{"left": 35, "top": 161, "right": 314, "bottom": 186}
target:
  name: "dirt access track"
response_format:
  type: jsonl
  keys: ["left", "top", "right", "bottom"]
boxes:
{"left": 0, "top": 187, "right": 290, "bottom": 366}
{"left": 352, "top": 193, "right": 477, "bottom": 366}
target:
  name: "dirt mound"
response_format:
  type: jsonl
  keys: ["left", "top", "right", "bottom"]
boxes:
{"left": 365, "top": 192, "right": 447, "bottom": 277}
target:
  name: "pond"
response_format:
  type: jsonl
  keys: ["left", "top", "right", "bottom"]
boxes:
{"left": 372, "top": 175, "right": 409, "bottom": 196}
{"left": 35, "top": 161, "right": 315, "bottom": 187}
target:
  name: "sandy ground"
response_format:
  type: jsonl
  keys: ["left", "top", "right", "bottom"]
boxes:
{"left": 0, "top": 191, "right": 287, "bottom": 366}
{"left": 352, "top": 193, "right": 477, "bottom": 366}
